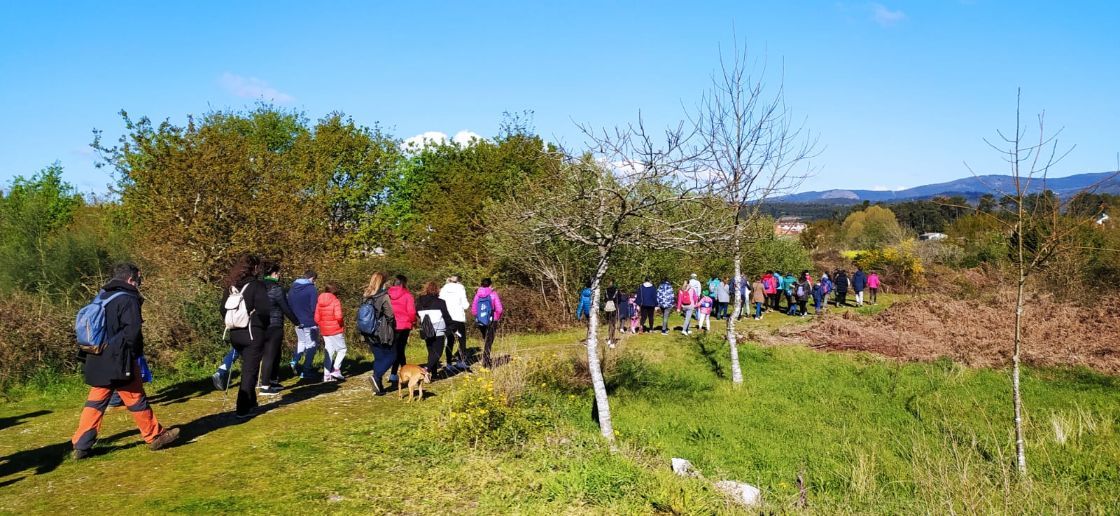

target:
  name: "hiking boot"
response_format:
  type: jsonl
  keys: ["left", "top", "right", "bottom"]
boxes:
{"left": 72, "top": 448, "right": 91, "bottom": 460}
{"left": 149, "top": 427, "right": 180, "bottom": 451}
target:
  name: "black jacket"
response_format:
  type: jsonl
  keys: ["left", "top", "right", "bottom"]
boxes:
{"left": 220, "top": 278, "right": 271, "bottom": 332}
{"left": 416, "top": 294, "right": 452, "bottom": 327}
{"left": 80, "top": 279, "right": 143, "bottom": 387}
{"left": 264, "top": 279, "right": 299, "bottom": 329}
{"left": 834, "top": 272, "right": 850, "bottom": 293}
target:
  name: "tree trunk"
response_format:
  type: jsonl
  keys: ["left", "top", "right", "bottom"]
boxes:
{"left": 727, "top": 228, "right": 744, "bottom": 385}
{"left": 586, "top": 253, "right": 615, "bottom": 445}
{"left": 1012, "top": 218, "right": 1027, "bottom": 475}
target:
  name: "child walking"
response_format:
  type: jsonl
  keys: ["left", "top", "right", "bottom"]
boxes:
{"left": 315, "top": 283, "right": 346, "bottom": 382}
{"left": 697, "top": 291, "right": 714, "bottom": 332}
{"left": 628, "top": 293, "right": 640, "bottom": 333}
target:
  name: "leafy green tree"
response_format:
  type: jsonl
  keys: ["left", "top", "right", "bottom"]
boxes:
{"left": 841, "top": 205, "right": 904, "bottom": 249}
{"left": 0, "top": 164, "right": 81, "bottom": 295}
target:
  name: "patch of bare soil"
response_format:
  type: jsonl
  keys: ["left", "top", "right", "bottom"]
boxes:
{"left": 770, "top": 291, "right": 1120, "bottom": 375}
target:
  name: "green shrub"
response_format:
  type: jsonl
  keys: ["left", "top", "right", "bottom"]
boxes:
{"left": 439, "top": 370, "right": 535, "bottom": 448}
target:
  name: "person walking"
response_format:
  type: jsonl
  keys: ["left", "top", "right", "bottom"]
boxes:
{"left": 72, "top": 263, "right": 179, "bottom": 459}
{"left": 315, "top": 283, "right": 346, "bottom": 382}
{"left": 288, "top": 270, "right": 319, "bottom": 380}
{"left": 852, "top": 267, "right": 868, "bottom": 307}
{"left": 636, "top": 278, "right": 657, "bottom": 333}
{"left": 762, "top": 272, "right": 778, "bottom": 311}
{"left": 716, "top": 278, "right": 731, "bottom": 320}
{"left": 688, "top": 273, "right": 702, "bottom": 300}
{"left": 834, "top": 269, "right": 850, "bottom": 307}
{"left": 796, "top": 279, "right": 809, "bottom": 317}
{"left": 751, "top": 277, "right": 766, "bottom": 320}
{"left": 627, "top": 293, "right": 640, "bottom": 333}
{"left": 220, "top": 254, "right": 272, "bottom": 418}
{"left": 676, "top": 282, "right": 698, "bottom": 335}
{"left": 439, "top": 275, "right": 470, "bottom": 371}
{"left": 782, "top": 272, "right": 797, "bottom": 312}
{"left": 576, "top": 282, "right": 592, "bottom": 321}
{"left": 656, "top": 278, "right": 675, "bottom": 335}
{"left": 697, "top": 291, "right": 713, "bottom": 332}
{"left": 820, "top": 273, "right": 833, "bottom": 313}
{"left": 259, "top": 261, "right": 298, "bottom": 395}
{"left": 812, "top": 280, "right": 824, "bottom": 315}
{"left": 387, "top": 275, "right": 417, "bottom": 385}
{"left": 361, "top": 272, "right": 395, "bottom": 395}
{"left": 707, "top": 276, "right": 722, "bottom": 318}
{"left": 471, "top": 278, "right": 504, "bottom": 368}
{"left": 867, "top": 270, "right": 881, "bottom": 305}
{"left": 603, "top": 282, "right": 620, "bottom": 347}
{"left": 417, "top": 281, "right": 453, "bottom": 376}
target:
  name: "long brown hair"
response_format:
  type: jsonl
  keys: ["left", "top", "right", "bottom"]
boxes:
{"left": 363, "top": 272, "right": 387, "bottom": 297}
{"left": 223, "top": 254, "right": 260, "bottom": 289}
{"left": 422, "top": 281, "right": 439, "bottom": 296}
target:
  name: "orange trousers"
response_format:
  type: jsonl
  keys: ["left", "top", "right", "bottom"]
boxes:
{"left": 72, "top": 363, "right": 163, "bottom": 451}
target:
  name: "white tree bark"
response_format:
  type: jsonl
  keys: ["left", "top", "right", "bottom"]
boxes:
{"left": 727, "top": 229, "right": 744, "bottom": 385}
{"left": 586, "top": 253, "right": 615, "bottom": 444}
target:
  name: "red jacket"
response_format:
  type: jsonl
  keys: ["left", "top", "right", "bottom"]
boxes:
{"left": 313, "top": 292, "right": 344, "bottom": 337}
{"left": 388, "top": 285, "right": 417, "bottom": 330}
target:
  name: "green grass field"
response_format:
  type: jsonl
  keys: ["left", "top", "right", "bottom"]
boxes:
{"left": 1, "top": 301, "right": 1117, "bottom": 514}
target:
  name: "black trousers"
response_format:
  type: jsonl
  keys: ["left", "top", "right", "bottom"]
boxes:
{"left": 836, "top": 291, "right": 847, "bottom": 306}
{"left": 768, "top": 293, "right": 780, "bottom": 310}
{"left": 477, "top": 322, "right": 497, "bottom": 367}
{"left": 260, "top": 326, "right": 284, "bottom": 386}
{"left": 444, "top": 320, "right": 467, "bottom": 363}
{"left": 230, "top": 327, "right": 264, "bottom": 416}
{"left": 391, "top": 329, "right": 411, "bottom": 375}
{"left": 425, "top": 336, "right": 444, "bottom": 373}
{"left": 639, "top": 306, "right": 655, "bottom": 331}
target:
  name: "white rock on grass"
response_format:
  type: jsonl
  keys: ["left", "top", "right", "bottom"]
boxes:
{"left": 671, "top": 457, "right": 698, "bottom": 477}
{"left": 714, "top": 480, "right": 762, "bottom": 507}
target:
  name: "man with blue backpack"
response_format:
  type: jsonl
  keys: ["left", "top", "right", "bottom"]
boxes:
{"left": 71, "top": 263, "right": 179, "bottom": 459}
{"left": 471, "top": 278, "right": 503, "bottom": 368}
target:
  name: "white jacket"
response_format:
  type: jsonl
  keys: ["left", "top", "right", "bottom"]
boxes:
{"left": 439, "top": 282, "right": 470, "bottom": 323}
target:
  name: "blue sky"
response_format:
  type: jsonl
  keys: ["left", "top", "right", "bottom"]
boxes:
{"left": 1, "top": 1, "right": 1117, "bottom": 194}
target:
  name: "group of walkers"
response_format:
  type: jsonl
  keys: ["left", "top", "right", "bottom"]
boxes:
{"left": 215, "top": 255, "right": 506, "bottom": 418}
{"left": 580, "top": 268, "right": 883, "bottom": 343}
{"left": 71, "top": 257, "right": 508, "bottom": 459}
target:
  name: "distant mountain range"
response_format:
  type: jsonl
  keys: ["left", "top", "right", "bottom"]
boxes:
{"left": 777, "top": 171, "right": 1120, "bottom": 204}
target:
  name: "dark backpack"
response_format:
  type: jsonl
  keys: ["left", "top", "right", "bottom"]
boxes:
{"left": 476, "top": 295, "right": 493, "bottom": 326}
{"left": 420, "top": 314, "right": 436, "bottom": 339}
{"left": 357, "top": 297, "right": 379, "bottom": 336}
{"left": 75, "top": 291, "right": 132, "bottom": 355}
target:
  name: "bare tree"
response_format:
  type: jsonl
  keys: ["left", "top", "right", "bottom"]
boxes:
{"left": 494, "top": 116, "right": 714, "bottom": 443}
{"left": 696, "top": 44, "right": 817, "bottom": 384}
{"left": 964, "top": 89, "right": 1116, "bottom": 475}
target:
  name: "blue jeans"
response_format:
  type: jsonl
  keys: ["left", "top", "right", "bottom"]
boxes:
{"left": 682, "top": 307, "right": 695, "bottom": 332}
{"left": 370, "top": 344, "right": 395, "bottom": 380}
{"left": 217, "top": 347, "right": 238, "bottom": 373}
{"left": 754, "top": 302, "right": 763, "bottom": 318}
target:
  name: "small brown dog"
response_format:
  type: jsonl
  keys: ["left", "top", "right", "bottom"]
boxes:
{"left": 397, "top": 364, "right": 431, "bottom": 402}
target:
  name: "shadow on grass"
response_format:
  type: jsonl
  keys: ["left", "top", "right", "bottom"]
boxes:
{"left": 170, "top": 380, "right": 342, "bottom": 448}
{"left": 0, "top": 410, "right": 51, "bottom": 432}
{"left": 0, "top": 428, "right": 137, "bottom": 488}
{"left": 694, "top": 337, "right": 727, "bottom": 380}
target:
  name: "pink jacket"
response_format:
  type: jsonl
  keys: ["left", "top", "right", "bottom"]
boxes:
{"left": 698, "top": 296, "right": 713, "bottom": 315}
{"left": 868, "top": 274, "right": 881, "bottom": 289}
{"left": 471, "top": 286, "right": 504, "bottom": 322}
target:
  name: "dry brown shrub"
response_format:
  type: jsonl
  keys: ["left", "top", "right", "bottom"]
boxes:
{"left": 0, "top": 292, "right": 75, "bottom": 389}
{"left": 775, "top": 288, "right": 1120, "bottom": 374}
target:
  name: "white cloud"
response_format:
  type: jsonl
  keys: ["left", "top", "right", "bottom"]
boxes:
{"left": 870, "top": 3, "right": 906, "bottom": 26}
{"left": 452, "top": 130, "right": 482, "bottom": 146}
{"left": 219, "top": 72, "right": 295, "bottom": 103}
{"left": 402, "top": 130, "right": 485, "bottom": 153}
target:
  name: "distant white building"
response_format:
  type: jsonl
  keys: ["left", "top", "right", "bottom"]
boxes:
{"left": 774, "top": 216, "right": 807, "bottom": 237}
{"left": 919, "top": 232, "right": 948, "bottom": 241}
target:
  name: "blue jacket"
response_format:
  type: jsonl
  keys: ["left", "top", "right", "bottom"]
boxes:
{"left": 656, "top": 282, "right": 675, "bottom": 309}
{"left": 289, "top": 279, "right": 318, "bottom": 327}
{"left": 636, "top": 282, "right": 657, "bottom": 307}
{"left": 852, "top": 271, "right": 868, "bottom": 291}
{"left": 812, "top": 284, "right": 823, "bottom": 304}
